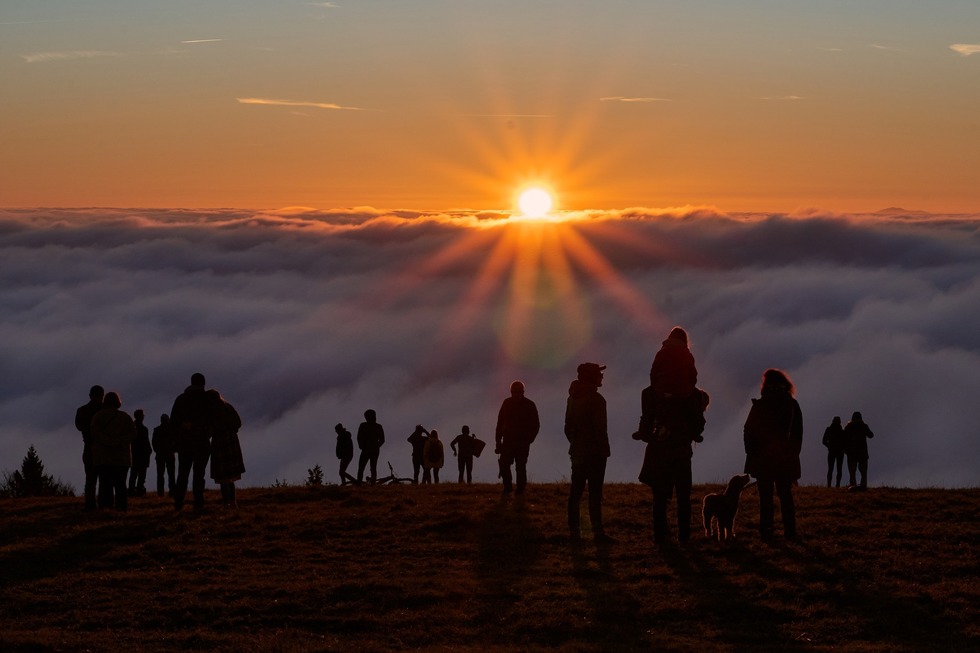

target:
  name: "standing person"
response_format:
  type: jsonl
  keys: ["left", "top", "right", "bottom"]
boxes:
{"left": 633, "top": 385, "right": 705, "bottom": 545}
{"left": 75, "top": 384, "right": 105, "bottom": 511}
{"left": 90, "top": 391, "right": 136, "bottom": 512}
{"left": 423, "top": 429, "right": 445, "bottom": 484}
{"left": 128, "top": 409, "right": 152, "bottom": 497}
{"left": 407, "top": 424, "right": 428, "bottom": 484}
{"left": 450, "top": 425, "right": 477, "bottom": 484}
{"left": 151, "top": 414, "right": 176, "bottom": 497}
{"left": 494, "top": 381, "right": 540, "bottom": 496}
{"left": 844, "top": 411, "right": 874, "bottom": 491}
{"left": 743, "top": 369, "right": 803, "bottom": 541}
{"left": 356, "top": 409, "right": 385, "bottom": 484}
{"left": 822, "top": 416, "right": 846, "bottom": 488}
{"left": 208, "top": 390, "right": 245, "bottom": 508}
{"left": 565, "top": 363, "right": 614, "bottom": 544}
{"left": 170, "top": 372, "right": 219, "bottom": 513}
{"left": 335, "top": 423, "right": 356, "bottom": 485}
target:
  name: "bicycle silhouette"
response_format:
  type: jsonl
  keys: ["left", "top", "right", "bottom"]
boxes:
{"left": 374, "top": 462, "right": 415, "bottom": 485}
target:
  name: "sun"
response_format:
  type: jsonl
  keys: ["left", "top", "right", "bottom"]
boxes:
{"left": 517, "top": 187, "right": 554, "bottom": 219}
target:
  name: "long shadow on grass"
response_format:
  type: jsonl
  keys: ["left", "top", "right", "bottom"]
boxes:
{"left": 790, "top": 541, "right": 977, "bottom": 651}
{"left": 0, "top": 518, "right": 159, "bottom": 587}
{"left": 569, "top": 546, "right": 651, "bottom": 651}
{"left": 474, "top": 497, "right": 542, "bottom": 630}
{"left": 660, "top": 545, "right": 813, "bottom": 652}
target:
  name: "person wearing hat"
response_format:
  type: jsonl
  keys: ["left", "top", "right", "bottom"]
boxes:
{"left": 565, "top": 362, "right": 613, "bottom": 544}
{"left": 494, "top": 381, "right": 540, "bottom": 495}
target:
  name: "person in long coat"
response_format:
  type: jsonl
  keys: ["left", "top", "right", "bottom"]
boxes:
{"left": 743, "top": 368, "right": 803, "bottom": 541}
{"left": 822, "top": 416, "right": 845, "bottom": 488}
{"left": 90, "top": 391, "right": 136, "bottom": 512}
{"left": 208, "top": 390, "right": 245, "bottom": 508}
{"left": 844, "top": 411, "right": 874, "bottom": 490}
{"left": 422, "top": 429, "right": 445, "bottom": 484}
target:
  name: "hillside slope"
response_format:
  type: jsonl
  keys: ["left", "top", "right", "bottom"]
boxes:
{"left": 1, "top": 484, "right": 978, "bottom": 652}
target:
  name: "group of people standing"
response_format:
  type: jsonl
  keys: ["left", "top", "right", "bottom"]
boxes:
{"left": 334, "top": 414, "right": 487, "bottom": 485}
{"left": 822, "top": 412, "right": 875, "bottom": 490}
{"left": 73, "top": 373, "right": 246, "bottom": 513}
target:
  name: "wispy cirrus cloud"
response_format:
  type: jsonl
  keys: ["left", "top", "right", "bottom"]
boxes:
{"left": 181, "top": 38, "right": 225, "bottom": 44}
{"left": 236, "top": 97, "right": 368, "bottom": 111}
{"left": 21, "top": 50, "right": 122, "bottom": 64}
{"left": 600, "top": 96, "right": 671, "bottom": 103}
{"left": 950, "top": 44, "right": 980, "bottom": 57}
{"left": 760, "top": 95, "right": 804, "bottom": 101}
{"left": 307, "top": 2, "right": 340, "bottom": 7}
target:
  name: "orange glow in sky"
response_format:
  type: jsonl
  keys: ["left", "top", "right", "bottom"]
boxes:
{"left": 2, "top": 3, "right": 979, "bottom": 212}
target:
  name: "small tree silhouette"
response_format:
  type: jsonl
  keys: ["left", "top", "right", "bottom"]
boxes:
{"left": 0, "top": 445, "right": 75, "bottom": 498}
{"left": 306, "top": 464, "right": 324, "bottom": 487}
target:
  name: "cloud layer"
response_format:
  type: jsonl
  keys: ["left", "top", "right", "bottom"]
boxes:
{"left": 2, "top": 207, "right": 978, "bottom": 490}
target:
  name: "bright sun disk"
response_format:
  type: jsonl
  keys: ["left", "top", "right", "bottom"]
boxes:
{"left": 518, "top": 188, "right": 553, "bottom": 218}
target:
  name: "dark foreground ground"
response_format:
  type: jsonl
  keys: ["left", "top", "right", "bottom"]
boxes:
{"left": 1, "top": 483, "right": 978, "bottom": 652}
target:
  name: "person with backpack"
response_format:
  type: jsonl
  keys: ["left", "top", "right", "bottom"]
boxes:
{"left": 450, "top": 425, "right": 478, "bottom": 484}
{"left": 422, "top": 429, "right": 445, "bottom": 484}
{"left": 335, "top": 423, "right": 356, "bottom": 485}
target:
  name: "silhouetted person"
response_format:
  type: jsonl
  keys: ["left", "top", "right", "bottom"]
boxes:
{"left": 128, "top": 409, "right": 152, "bottom": 496}
{"left": 495, "top": 381, "right": 540, "bottom": 495}
{"left": 152, "top": 414, "right": 176, "bottom": 497}
{"left": 822, "top": 416, "right": 845, "bottom": 488}
{"left": 423, "top": 429, "right": 445, "bottom": 484}
{"left": 743, "top": 369, "right": 803, "bottom": 541}
{"left": 356, "top": 409, "right": 385, "bottom": 484}
{"left": 844, "top": 411, "right": 874, "bottom": 491}
{"left": 90, "top": 391, "right": 136, "bottom": 512}
{"left": 407, "top": 424, "right": 428, "bottom": 483}
{"left": 450, "top": 425, "right": 477, "bottom": 484}
{"left": 208, "top": 390, "right": 245, "bottom": 508}
{"left": 649, "top": 326, "right": 707, "bottom": 443}
{"left": 566, "top": 363, "right": 614, "bottom": 544}
{"left": 633, "top": 382, "right": 708, "bottom": 545}
{"left": 335, "top": 423, "right": 356, "bottom": 485}
{"left": 171, "top": 372, "right": 220, "bottom": 512}
{"left": 75, "top": 384, "right": 105, "bottom": 511}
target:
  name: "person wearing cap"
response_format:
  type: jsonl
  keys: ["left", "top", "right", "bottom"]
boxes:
{"left": 494, "top": 381, "right": 540, "bottom": 495}
{"left": 843, "top": 411, "right": 874, "bottom": 490}
{"left": 565, "top": 362, "right": 613, "bottom": 544}
{"left": 75, "top": 384, "right": 105, "bottom": 511}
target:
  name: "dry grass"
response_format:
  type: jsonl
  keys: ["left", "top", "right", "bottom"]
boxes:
{"left": 1, "top": 483, "right": 978, "bottom": 652}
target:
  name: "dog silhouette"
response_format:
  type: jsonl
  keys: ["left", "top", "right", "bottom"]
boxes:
{"left": 702, "top": 474, "right": 755, "bottom": 542}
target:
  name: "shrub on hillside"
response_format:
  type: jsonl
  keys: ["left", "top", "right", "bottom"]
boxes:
{"left": 0, "top": 445, "right": 75, "bottom": 498}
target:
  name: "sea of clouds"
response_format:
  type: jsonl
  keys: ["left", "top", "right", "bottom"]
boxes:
{"left": 2, "top": 206, "right": 978, "bottom": 490}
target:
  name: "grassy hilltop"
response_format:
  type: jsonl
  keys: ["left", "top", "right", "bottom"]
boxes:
{"left": 1, "top": 483, "right": 978, "bottom": 652}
